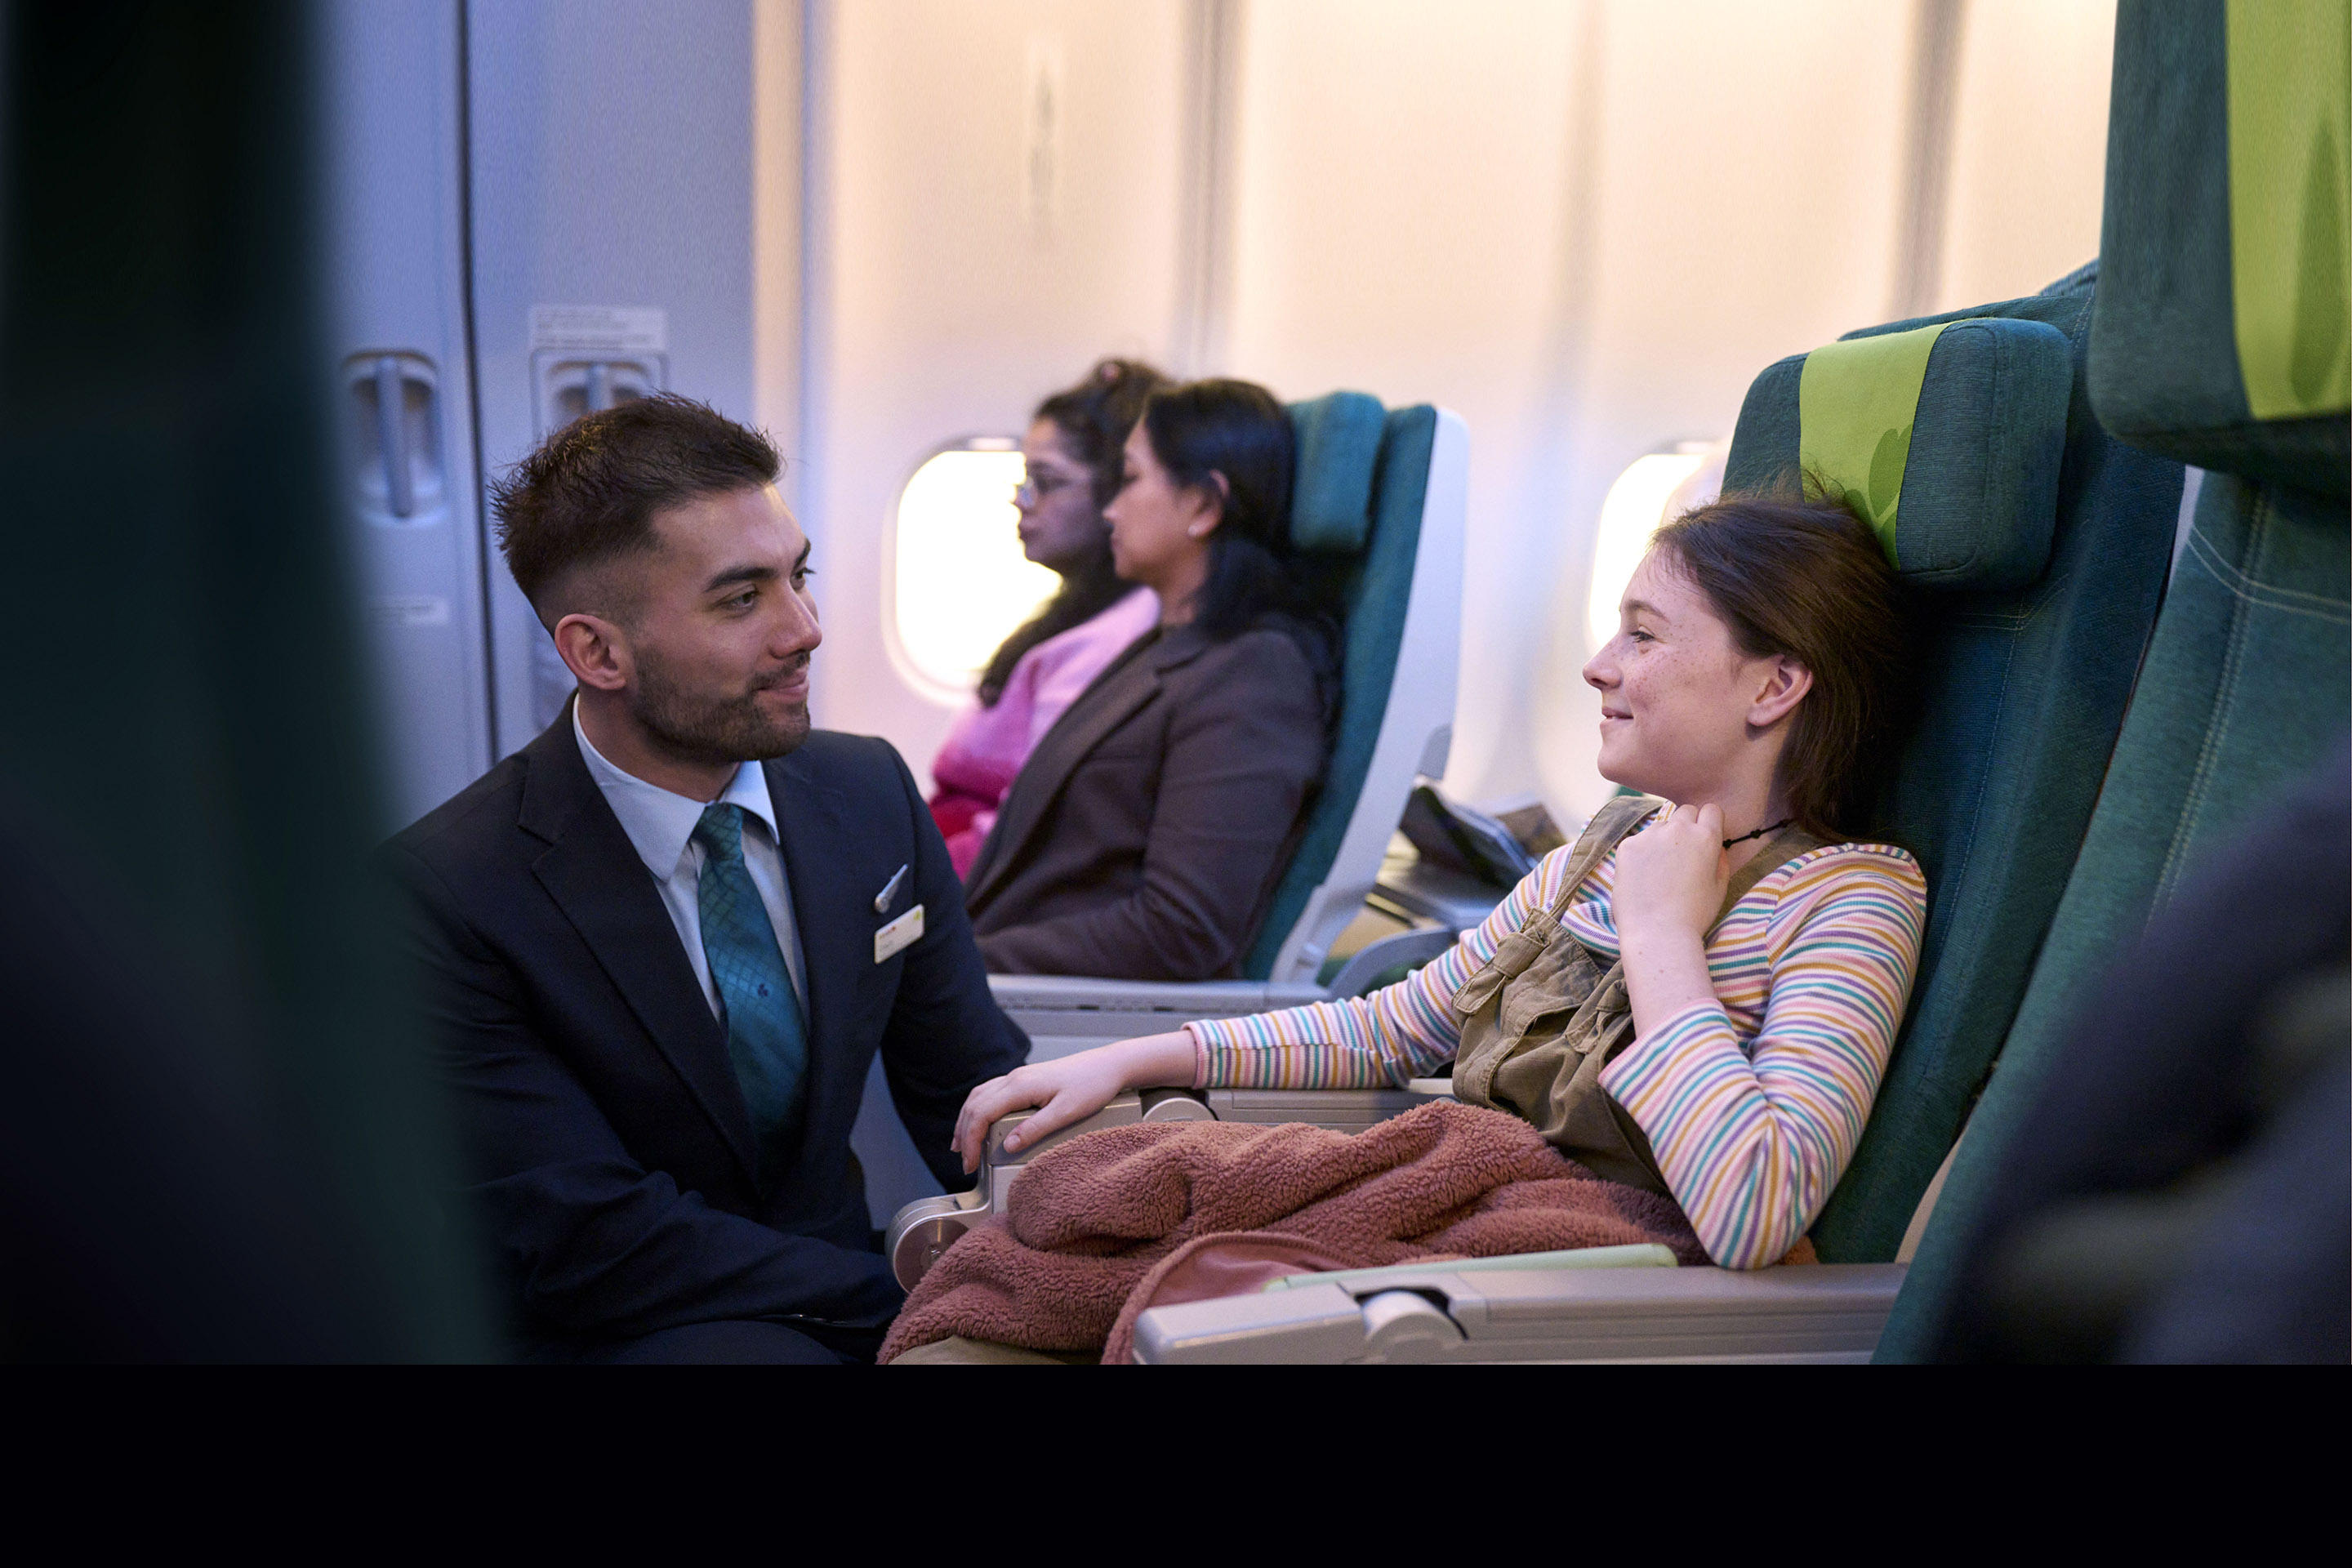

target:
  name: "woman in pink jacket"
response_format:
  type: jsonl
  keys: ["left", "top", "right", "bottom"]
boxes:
{"left": 929, "top": 360, "right": 1166, "bottom": 876}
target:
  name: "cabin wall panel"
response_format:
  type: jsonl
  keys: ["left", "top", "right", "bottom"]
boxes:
{"left": 1218, "top": 0, "right": 1588, "bottom": 814}
{"left": 1218, "top": 0, "right": 1917, "bottom": 821}
{"left": 1525, "top": 0, "right": 1919, "bottom": 821}
{"left": 1933, "top": 0, "right": 2114, "bottom": 311}
{"left": 800, "top": 0, "right": 1190, "bottom": 781}
{"left": 468, "top": 0, "right": 760, "bottom": 755}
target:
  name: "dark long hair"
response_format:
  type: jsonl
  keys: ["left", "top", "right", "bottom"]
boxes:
{"left": 1650, "top": 492, "right": 1912, "bottom": 839}
{"left": 1137, "top": 377, "right": 1340, "bottom": 720}
{"left": 976, "top": 358, "right": 1167, "bottom": 706}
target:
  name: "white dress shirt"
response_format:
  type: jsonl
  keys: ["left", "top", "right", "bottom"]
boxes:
{"left": 572, "top": 703, "right": 808, "bottom": 1019}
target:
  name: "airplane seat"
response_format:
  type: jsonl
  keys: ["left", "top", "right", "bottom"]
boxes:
{"left": 1878, "top": 0, "right": 2350, "bottom": 1361}
{"left": 891, "top": 280, "right": 2189, "bottom": 1359}
{"left": 982, "top": 393, "right": 1470, "bottom": 1060}
{"left": 1740, "top": 281, "right": 2186, "bottom": 1263}
{"left": 1244, "top": 394, "right": 1459, "bottom": 983}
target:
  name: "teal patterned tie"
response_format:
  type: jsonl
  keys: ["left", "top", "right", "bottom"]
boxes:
{"left": 693, "top": 803, "right": 808, "bottom": 1185}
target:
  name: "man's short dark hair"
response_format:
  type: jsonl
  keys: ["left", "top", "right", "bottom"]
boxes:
{"left": 491, "top": 394, "right": 782, "bottom": 624}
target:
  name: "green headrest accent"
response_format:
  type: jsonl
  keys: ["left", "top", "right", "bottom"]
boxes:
{"left": 1798, "top": 322, "right": 1949, "bottom": 560}
{"left": 2225, "top": 0, "right": 2349, "bottom": 423}
{"left": 2090, "top": 0, "right": 2350, "bottom": 499}
{"left": 1730, "top": 316, "right": 2073, "bottom": 591}
{"left": 1287, "top": 391, "right": 1386, "bottom": 552}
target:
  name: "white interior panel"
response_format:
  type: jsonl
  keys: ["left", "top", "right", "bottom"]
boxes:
{"left": 798, "top": 0, "right": 1191, "bottom": 792}
{"left": 467, "top": 0, "right": 760, "bottom": 758}
{"left": 1935, "top": 0, "right": 2116, "bottom": 313}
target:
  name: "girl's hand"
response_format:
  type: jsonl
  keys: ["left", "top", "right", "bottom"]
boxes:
{"left": 1611, "top": 801, "right": 1731, "bottom": 944}
{"left": 951, "top": 1031, "right": 1196, "bottom": 1172}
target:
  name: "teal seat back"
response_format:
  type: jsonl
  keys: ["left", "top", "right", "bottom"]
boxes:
{"left": 1724, "top": 275, "right": 2185, "bottom": 1261}
{"left": 1241, "top": 396, "right": 1438, "bottom": 978}
{"left": 1881, "top": 0, "right": 2350, "bottom": 1358}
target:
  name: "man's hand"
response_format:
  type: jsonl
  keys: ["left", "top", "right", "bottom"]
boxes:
{"left": 1611, "top": 801, "right": 1731, "bottom": 944}
{"left": 951, "top": 1031, "right": 1197, "bottom": 1172}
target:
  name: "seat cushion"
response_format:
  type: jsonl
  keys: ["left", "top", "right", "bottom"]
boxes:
{"left": 2088, "top": 0, "right": 2350, "bottom": 498}
{"left": 1726, "top": 317, "right": 2073, "bottom": 592}
{"left": 1287, "top": 391, "right": 1387, "bottom": 552}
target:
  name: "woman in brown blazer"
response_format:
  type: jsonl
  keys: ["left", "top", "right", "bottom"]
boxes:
{"left": 961, "top": 379, "right": 1337, "bottom": 980}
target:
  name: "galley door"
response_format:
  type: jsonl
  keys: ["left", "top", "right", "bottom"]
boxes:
{"left": 323, "top": 0, "right": 496, "bottom": 831}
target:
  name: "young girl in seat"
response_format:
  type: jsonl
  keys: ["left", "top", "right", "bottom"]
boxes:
{"left": 951, "top": 494, "right": 1927, "bottom": 1269}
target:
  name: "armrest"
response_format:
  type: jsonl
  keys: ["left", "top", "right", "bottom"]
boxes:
{"left": 1374, "top": 858, "right": 1504, "bottom": 932}
{"left": 1260, "top": 1243, "right": 1677, "bottom": 1294}
{"left": 1321, "top": 926, "right": 1459, "bottom": 997}
{"left": 1130, "top": 1263, "right": 1908, "bottom": 1363}
{"left": 884, "top": 1089, "right": 1213, "bottom": 1288}
{"left": 988, "top": 929, "right": 1454, "bottom": 1067}
{"left": 990, "top": 973, "right": 1328, "bottom": 1063}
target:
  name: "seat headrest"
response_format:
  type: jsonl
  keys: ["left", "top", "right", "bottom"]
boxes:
{"left": 2089, "top": 0, "right": 2349, "bottom": 499}
{"left": 1723, "top": 316, "right": 2074, "bottom": 591}
{"left": 1288, "top": 391, "right": 1387, "bottom": 552}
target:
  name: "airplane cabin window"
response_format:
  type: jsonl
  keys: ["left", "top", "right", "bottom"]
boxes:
{"left": 889, "top": 439, "right": 1060, "bottom": 698}
{"left": 1584, "top": 443, "right": 1718, "bottom": 656}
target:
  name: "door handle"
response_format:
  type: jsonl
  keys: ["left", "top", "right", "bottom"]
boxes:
{"left": 373, "top": 354, "right": 414, "bottom": 519}
{"left": 344, "top": 351, "right": 441, "bottom": 523}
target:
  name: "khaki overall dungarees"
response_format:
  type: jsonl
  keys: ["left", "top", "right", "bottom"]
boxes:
{"left": 1448, "top": 795, "right": 1823, "bottom": 1195}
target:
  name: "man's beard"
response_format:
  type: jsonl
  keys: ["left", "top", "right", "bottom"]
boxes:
{"left": 630, "top": 649, "right": 811, "bottom": 768}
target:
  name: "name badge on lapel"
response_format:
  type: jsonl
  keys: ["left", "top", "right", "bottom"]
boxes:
{"left": 875, "top": 903, "right": 924, "bottom": 963}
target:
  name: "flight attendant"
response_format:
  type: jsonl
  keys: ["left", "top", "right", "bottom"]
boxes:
{"left": 385, "top": 394, "right": 1025, "bottom": 1362}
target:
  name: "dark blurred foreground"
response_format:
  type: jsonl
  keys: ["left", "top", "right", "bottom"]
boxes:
{"left": 1938, "top": 740, "right": 2350, "bottom": 1363}
{"left": 0, "top": 3, "right": 487, "bottom": 1359}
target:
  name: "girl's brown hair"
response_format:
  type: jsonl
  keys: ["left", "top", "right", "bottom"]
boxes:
{"left": 1650, "top": 492, "right": 1913, "bottom": 839}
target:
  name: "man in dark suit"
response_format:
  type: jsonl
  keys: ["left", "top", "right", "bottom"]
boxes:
{"left": 385, "top": 395, "right": 1025, "bottom": 1363}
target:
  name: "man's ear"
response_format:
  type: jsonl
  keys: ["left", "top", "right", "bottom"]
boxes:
{"left": 554, "top": 611, "right": 632, "bottom": 692}
{"left": 1748, "top": 655, "right": 1813, "bottom": 730}
{"left": 1183, "top": 471, "right": 1232, "bottom": 541}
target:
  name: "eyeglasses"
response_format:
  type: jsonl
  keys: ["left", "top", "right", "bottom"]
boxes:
{"left": 1015, "top": 470, "right": 1082, "bottom": 506}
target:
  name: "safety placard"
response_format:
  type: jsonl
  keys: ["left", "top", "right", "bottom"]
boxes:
{"left": 528, "top": 305, "right": 669, "bottom": 354}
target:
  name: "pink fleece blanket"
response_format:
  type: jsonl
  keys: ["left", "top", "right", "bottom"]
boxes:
{"left": 879, "top": 1101, "right": 1704, "bottom": 1364}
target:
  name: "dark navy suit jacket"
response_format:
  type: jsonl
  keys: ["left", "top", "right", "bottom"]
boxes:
{"left": 383, "top": 711, "right": 1026, "bottom": 1346}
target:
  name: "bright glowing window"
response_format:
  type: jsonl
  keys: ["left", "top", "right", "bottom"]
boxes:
{"left": 1584, "top": 442, "right": 1724, "bottom": 656}
{"left": 890, "top": 439, "right": 1061, "bottom": 697}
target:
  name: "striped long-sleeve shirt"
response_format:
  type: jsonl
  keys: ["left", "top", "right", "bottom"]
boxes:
{"left": 1186, "top": 832, "right": 1928, "bottom": 1269}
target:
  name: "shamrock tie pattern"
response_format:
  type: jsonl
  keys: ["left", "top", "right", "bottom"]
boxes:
{"left": 693, "top": 803, "right": 808, "bottom": 1186}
